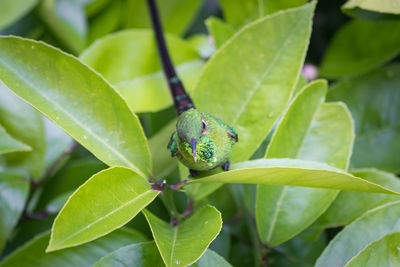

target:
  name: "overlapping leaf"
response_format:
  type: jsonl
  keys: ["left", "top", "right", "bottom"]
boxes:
{"left": 0, "top": 124, "right": 31, "bottom": 155}
{"left": 0, "top": 0, "right": 38, "bottom": 30}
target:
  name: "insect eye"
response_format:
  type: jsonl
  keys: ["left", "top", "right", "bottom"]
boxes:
{"left": 202, "top": 120, "right": 206, "bottom": 131}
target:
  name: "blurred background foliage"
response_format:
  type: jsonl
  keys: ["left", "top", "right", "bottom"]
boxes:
{"left": 0, "top": 0, "right": 399, "bottom": 266}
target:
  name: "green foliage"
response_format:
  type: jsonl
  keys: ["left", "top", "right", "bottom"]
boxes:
{"left": 1, "top": 1, "right": 400, "bottom": 266}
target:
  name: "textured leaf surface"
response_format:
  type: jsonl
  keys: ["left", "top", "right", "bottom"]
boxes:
{"left": 186, "top": 159, "right": 398, "bottom": 195}
{"left": 316, "top": 201, "right": 400, "bottom": 267}
{"left": 256, "top": 80, "right": 354, "bottom": 246}
{"left": 0, "top": 229, "right": 147, "bottom": 267}
{"left": 0, "top": 0, "right": 37, "bottom": 30}
{"left": 327, "top": 64, "right": 400, "bottom": 172}
{"left": 0, "top": 124, "right": 31, "bottom": 155}
{"left": 193, "top": 3, "right": 315, "bottom": 162}
{"left": 0, "top": 82, "right": 45, "bottom": 179}
{"left": 0, "top": 36, "right": 151, "bottom": 177}
{"left": 343, "top": 0, "right": 400, "bottom": 14}
{"left": 92, "top": 242, "right": 164, "bottom": 267}
{"left": 47, "top": 167, "right": 159, "bottom": 251}
{"left": 81, "top": 30, "right": 203, "bottom": 112}
{"left": 345, "top": 232, "right": 400, "bottom": 267}
{"left": 318, "top": 169, "right": 400, "bottom": 227}
{"left": 144, "top": 206, "right": 222, "bottom": 267}
{"left": 122, "top": 0, "right": 202, "bottom": 35}
{"left": 320, "top": 20, "right": 400, "bottom": 78}
{"left": 0, "top": 173, "right": 29, "bottom": 252}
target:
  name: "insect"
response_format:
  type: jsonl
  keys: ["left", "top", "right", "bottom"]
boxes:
{"left": 147, "top": 0, "right": 238, "bottom": 176}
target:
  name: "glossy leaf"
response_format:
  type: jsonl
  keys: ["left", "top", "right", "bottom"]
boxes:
{"left": 186, "top": 159, "right": 399, "bottom": 195}
{"left": 327, "top": 64, "right": 400, "bottom": 172}
{"left": 92, "top": 242, "right": 164, "bottom": 267}
{"left": 0, "top": 173, "right": 29, "bottom": 252}
{"left": 0, "top": 229, "right": 147, "bottom": 267}
{"left": 0, "top": 124, "right": 31, "bottom": 155}
{"left": 256, "top": 80, "right": 354, "bottom": 246}
{"left": 345, "top": 232, "right": 400, "bottom": 267}
{"left": 218, "top": 0, "right": 308, "bottom": 28}
{"left": 47, "top": 167, "right": 159, "bottom": 251}
{"left": 144, "top": 205, "right": 222, "bottom": 267}
{"left": 0, "top": 82, "right": 46, "bottom": 179}
{"left": 121, "top": 0, "right": 202, "bottom": 35}
{"left": 0, "top": 36, "right": 151, "bottom": 177}
{"left": 205, "top": 17, "right": 235, "bottom": 48}
{"left": 320, "top": 20, "right": 400, "bottom": 78}
{"left": 193, "top": 3, "right": 315, "bottom": 162}
{"left": 149, "top": 120, "right": 177, "bottom": 178}
{"left": 0, "top": 0, "right": 38, "bottom": 30}
{"left": 38, "top": 0, "right": 88, "bottom": 54}
{"left": 343, "top": 0, "right": 400, "bottom": 15}
{"left": 81, "top": 30, "right": 204, "bottom": 113}
{"left": 318, "top": 168, "right": 400, "bottom": 227}
{"left": 316, "top": 201, "right": 400, "bottom": 267}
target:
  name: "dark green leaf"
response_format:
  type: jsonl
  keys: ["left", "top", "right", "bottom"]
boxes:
{"left": 0, "top": 0, "right": 38, "bottom": 30}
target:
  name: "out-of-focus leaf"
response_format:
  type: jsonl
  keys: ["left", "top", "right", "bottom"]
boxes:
{"left": 345, "top": 232, "right": 400, "bottom": 267}
{"left": 87, "top": 0, "right": 122, "bottom": 44}
{"left": 320, "top": 20, "right": 400, "bottom": 78}
{"left": 318, "top": 168, "right": 400, "bottom": 227}
{"left": 0, "top": 82, "right": 45, "bottom": 179}
{"left": 81, "top": 30, "right": 204, "bottom": 113}
{"left": 186, "top": 159, "right": 399, "bottom": 195}
{"left": 86, "top": 0, "right": 111, "bottom": 17}
{"left": 0, "top": 37, "right": 151, "bottom": 177}
{"left": 218, "top": 0, "right": 308, "bottom": 28}
{"left": 316, "top": 201, "right": 400, "bottom": 267}
{"left": 0, "top": 229, "right": 147, "bottom": 267}
{"left": 0, "top": 0, "right": 38, "bottom": 30}
{"left": 47, "top": 167, "right": 159, "bottom": 251}
{"left": 327, "top": 64, "right": 400, "bottom": 172}
{"left": 122, "top": 0, "right": 202, "bottom": 35}
{"left": 0, "top": 173, "right": 29, "bottom": 252}
{"left": 144, "top": 206, "right": 222, "bottom": 267}
{"left": 92, "top": 241, "right": 164, "bottom": 267}
{"left": 205, "top": 17, "right": 235, "bottom": 48}
{"left": 38, "top": 0, "right": 88, "bottom": 54}
{"left": 193, "top": 3, "right": 315, "bottom": 162}
{"left": 187, "top": 34, "right": 215, "bottom": 59}
{"left": 343, "top": 0, "right": 400, "bottom": 15}
{"left": 191, "top": 249, "right": 232, "bottom": 267}
{"left": 0, "top": 124, "right": 31, "bottom": 155}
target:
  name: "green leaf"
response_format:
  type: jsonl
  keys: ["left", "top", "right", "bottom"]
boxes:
{"left": 345, "top": 232, "right": 400, "bottom": 267}
{"left": 186, "top": 159, "right": 399, "bottom": 195}
{"left": 0, "top": 124, "right": 31, "bottom": 155}
{"left": 320, "top": 20, "right": 400, "bottom": 78}
{"left": 316, "top": 201, "right": 400, "bottom": 267}
{"left": 327, "top": 64, "right": 400, "bottom": 172}
{"left": 205, "top": 17, "right": 235, "bottom": 48}
{"left": 218, "top": 0, "right": 308, "bottom": 28}
{"left": 0, "top": 82, "right": 46, "bottom": 179}
{"left": 191, "top": 249, "right": 232, "bottom": 267}
{"left": 81, "top": 30, "right": 204, "bottom": 113}
{"left": 47, "top": 167, "right": 159, "bottom": 251}
{"left": 0, "top": 36, "right": 151, "bottom": 177}
{"left": 149, "top": 120, "right": 177, "bottom": 178}
{"left": 193, "top": 3, "right": 315, "bottom": 162}
{"left": 121, "top": 0, "right": 202, "bottom": 36}
{"left": 343, "top": 0, "right": 400, "bottom": 15}
{"left": 87, "top": 0, "right": 122, "bottom": 44}
{"left": 144, "top": 205, "right": 222, "bottom": 267}
{"left": 0, "top": 229, "right": 147, "bottom": 267}
{"left": 38, "top": 0, "right": 88, "bottom": 54}
{"left": 0, "top": 173, "right": 29, "bottom": 252}
{"left": 256, "top": 80, "right": 354, "bottom": 246}
{"left": 187, "top": 34, "right": 215, "bottom": 59}
{"left": 317, "top": 168, "right": 400, "bottom": 227}
{"left": 0, "top": 0, "right": 38, "bottom": 30}
{"left": 92, "top": 241, "right": 164, "bottom": 267}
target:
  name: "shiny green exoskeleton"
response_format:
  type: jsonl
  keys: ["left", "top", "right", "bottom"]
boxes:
{"left": 168, "top": 109, "right": 238, "bottom": 171}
